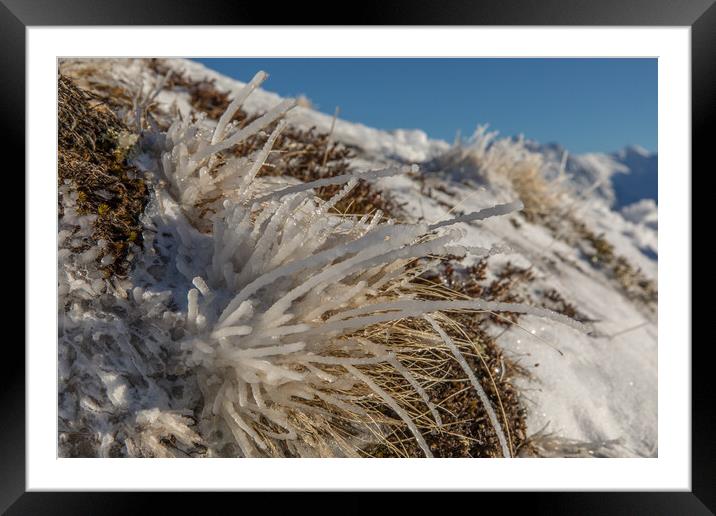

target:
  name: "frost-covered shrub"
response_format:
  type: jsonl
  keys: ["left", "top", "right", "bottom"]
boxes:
{"left": 58, "top": 64, "right": 586, "bottom": 458}
{"left": 150, "top": 73, "right": 585, "bottom": 457}
{"left": 159, "top": 71, "right": 295, "bottom": 225}
{"left": 427, "top": 126, "right": 564, "bottom": 221}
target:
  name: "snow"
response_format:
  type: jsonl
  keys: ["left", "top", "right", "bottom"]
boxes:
{"left": 59, "top": 58, "right": 659, "bottom": 457}
{"left": 622, "top": 199, "right": 658, "bottom": 230}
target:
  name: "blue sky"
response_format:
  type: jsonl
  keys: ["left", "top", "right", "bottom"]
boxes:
{"left": 194, "top": 58, "right": 657, "bottom": 155}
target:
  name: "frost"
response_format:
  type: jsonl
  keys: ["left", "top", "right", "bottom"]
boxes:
{"left": 428, "top": 200, "right": 524, "bottom": 230}
{"left": 59, "top": 61, "right": 592, "bottom": 458}
{"left": 148, "top": 73, "right": 586, "bottom": 457}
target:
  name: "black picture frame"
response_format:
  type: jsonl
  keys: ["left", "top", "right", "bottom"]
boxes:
{"left": 4, "top": 0, "right": 709, "bottom": 512}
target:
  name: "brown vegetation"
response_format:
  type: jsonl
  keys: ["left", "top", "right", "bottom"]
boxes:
{"left": 58, "top": 74, "right": 148, "bottom": 278}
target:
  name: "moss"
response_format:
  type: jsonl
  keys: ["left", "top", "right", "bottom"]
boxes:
{"left": 58, "top": 74, "right": 149, "bottom": 279}
{"left": 108, "top": 129, "right": 139, "bottom": 163}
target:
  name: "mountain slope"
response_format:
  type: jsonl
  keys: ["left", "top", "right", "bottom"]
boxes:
{"left": 58, "top": 58, "right": 658, "bottom": 458}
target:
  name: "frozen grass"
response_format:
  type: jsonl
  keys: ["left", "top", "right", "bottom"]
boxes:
{"left": 150, "top": 71, "right": 586, "bottom": 457}
{"left": 58, "top": 61, "right": 591, "bottom": 458}
{"left": 147, "top": 58, "right": 399, "bottom": 218}
{"left": 428, "top": 126, "right": 564, "bottom": 222}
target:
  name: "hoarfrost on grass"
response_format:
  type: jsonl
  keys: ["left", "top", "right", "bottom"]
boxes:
{"left": 58, "top": 61, "right": 622, "bottom": 459}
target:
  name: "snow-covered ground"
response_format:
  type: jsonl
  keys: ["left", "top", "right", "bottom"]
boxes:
{"left": 60, "top": 58, "right": 658, "bottom": 457}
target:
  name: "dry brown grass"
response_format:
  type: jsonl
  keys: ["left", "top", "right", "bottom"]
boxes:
{"left": 361, "top": 314, "right": 532, "bottom": 458}
{"left": 426, "top": 136, "right": 563, "bottom": 223}
{"left": 343, "top": 259, "right": 541, "bottom": 458}
{"left": 506, "top": 161, "right": 561, "bottom": 223}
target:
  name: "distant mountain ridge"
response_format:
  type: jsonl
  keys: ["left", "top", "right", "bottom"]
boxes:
{"left": 527, "top": 141, "right": 658, "bottom": 209}
{"left": 610, "top": 145, "right": 658, "bottom": 207}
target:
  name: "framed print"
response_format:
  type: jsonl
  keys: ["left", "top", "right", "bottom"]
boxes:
{"left": 5, "top": 0, "right": 711, "bottom": 512}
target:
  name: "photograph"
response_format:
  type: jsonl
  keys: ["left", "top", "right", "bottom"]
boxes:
{"left": 56, "top": 57, "right": 659, "bottom": 459}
